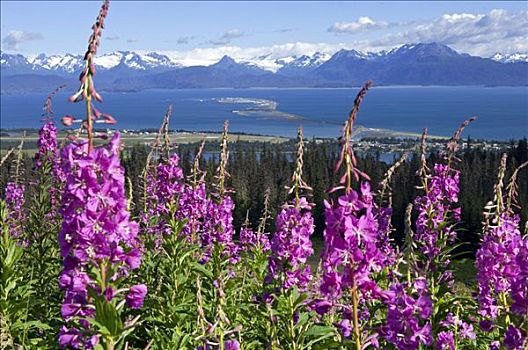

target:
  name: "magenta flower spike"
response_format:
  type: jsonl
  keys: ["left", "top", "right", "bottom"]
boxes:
{"left": 475, "top": 156, "right": 528, "bottom": 348}
{"left": 320, "top": 82, "right": 395, "bottom": 349}
{"left": 267, "top": 128, "right": 314, "bottom": 290}
{"left": 58, "top": 132, "right": 143, "bottom": 348}
{"left": 4, "top": 182, "right": 26, "bottom": 244}
{"left": 268, "top": 197, "right": 314, "bottom": 290}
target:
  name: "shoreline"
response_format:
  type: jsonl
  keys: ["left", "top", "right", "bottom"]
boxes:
{"left": 2, "top": 84, "right": 528, "bottom": 96}
{"left": 1, "top": 127, "right": 521, "bottom": 146}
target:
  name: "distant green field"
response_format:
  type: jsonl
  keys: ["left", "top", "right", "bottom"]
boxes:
{"left": 0, "top": 131, "right": 290, "bottom": 152}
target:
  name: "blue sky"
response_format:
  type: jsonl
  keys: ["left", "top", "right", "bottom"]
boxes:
{"left": 1, "top": 1, "right": 527, "bottom": 61}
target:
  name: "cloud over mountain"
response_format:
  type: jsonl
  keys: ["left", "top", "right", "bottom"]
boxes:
{"left": 2, "top": 30, "right": 43, "bottom": 51}
{"left": 366, "top": 9, "right": 528, "bottom": 56}
{"left": 176, "top": 36, "right": 196, "bottom": 45}
{"left": 211, "top": 29, "right": 245, "bottom": 46}
{"left": 328, "top": 17, "right": 389, "bottom": 33}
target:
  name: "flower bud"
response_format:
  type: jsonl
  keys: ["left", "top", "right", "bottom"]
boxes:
{"left": 93, "top": 91, "right": 103, "bottom": 103}
{"left": 102, "top": 114, "right": 116, "bottom": 124}
{"left": 69, "top": 89, "right": 84, "bottom": 103}
{"left": 125, "top": 284, "right": 147, "bottom": 309}
{"left": 61, "top": 115, "right": 77, "bottom": 126}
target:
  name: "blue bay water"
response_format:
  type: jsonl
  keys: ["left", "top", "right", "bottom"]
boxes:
{"left": 1, "top": 86, "right": 527, "bottom": 140}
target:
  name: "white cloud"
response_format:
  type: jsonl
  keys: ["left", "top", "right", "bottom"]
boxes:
{"left": 329, "top": 17, "right": 389, "bottom": 33}
{"left": 368, "top": 9, "right": 528, "bottom": 56}
{"left": 152, "top": 7, "right": 528, "bottom": 71}
{"left": 2, "top": 30, "right": 43, "bottom": 50}
{"left": 176, "top": 36, "right": 196, "bottom": 45}
{"left": 155, "top": 42, "right": 353, "bottom": 71}
{"left": 210, "top": 29, "right": 244, "bottom": 45}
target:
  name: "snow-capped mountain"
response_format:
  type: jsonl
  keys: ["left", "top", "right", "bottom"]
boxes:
{"left": 1, "top": 51, "right": 182, "bottom": 76}
{"left": 280, "top": 52, "right": 331, "bottom": 67}
{"left": 327, "top": 48, "right": 378, "bottom": 61}
{"left": 2, "top": 43, "right": 527, "bottom": 93}
{"left": 314, "top": 42, "right": 527, "bottom": 86}
{"left": 491, "top": 52, "right": 528, "bottom": 63}
{"left": 235, "top": 51, "right": 332, "bottom": 73}
{"left": 29, "top": 53, "right": 84, "bottom": 74}
{"left": 275, "top": 52, "right": 332, "bottom": 75}
{"left": 0, "top": 53, "right": 41, "bottom": 74}
{"left": 384, "top": 43, "right": 462, "bottom": 60}
{"left": 95, "top": 51, "right": 181, "bottom": 70}
{"left": 4, "top": 45, "right": 528, "bottom": 77}
{"left": 2, "top": 50, "right": 333, "bottom": 75}
{"left": 212, "top": 55, "right": 268, "bottom": 75}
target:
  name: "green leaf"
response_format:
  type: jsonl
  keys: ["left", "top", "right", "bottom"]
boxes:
{"left": 191, "top": 262, "right": 214, "bottom": 280}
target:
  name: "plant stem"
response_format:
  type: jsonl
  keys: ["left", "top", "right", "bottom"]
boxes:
{"left": 85, "top": 74, "right": 93, "bottom": 153}
{"left": 106, "top": 338, "right": 115, "bottom": 350}
{"left": 101, "top": 262, "right": 107, "bottom": 291}
{"left": 289, "top": 293, "right": 298, "bottom": 350}
{"left": 351, "top": 285, "right": 361, "bottom": 350}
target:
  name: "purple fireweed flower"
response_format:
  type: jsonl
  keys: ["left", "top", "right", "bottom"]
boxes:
{"left": 59, "top": 326, "right": 98, "bottom": 349}
{"left": 375, "top": 205, "right": 397, "bottom": 267}
{"left": 58, "top": 132, "right": 143, "bottom": 348}
{"left": 475, "top": 183, "right": 528, "bottom": 347}
{"left": 479, "top": 320, "right": 494, "bottom": 332}
{"left": 511, "top": 237, "right": 528, "bottom": 315}
{"left": 4, "top": 182, "right": 25, "bottom": 218}
{"left": 203, "top": 196, "right": 235, "bottom": 246}
{"left": 380, "top": 280, "right": 433, "bottom": 350}
{"left": 414, "top": 164, "right": 460, "bottom": 269}
{"left": 320, "top": 182, "right": 390, "bottom": 302}
{"left": 239, "top": 225, "right": 256, "bottom": 246}
{"left": 339, "top": 319, "right": 352, "bottom": 338}
{"left": 504, "top": 325, "right": 527, "bottom": 350}
{"left": 103, "top": 287, "right": 114, "bottom": 301}
{"left": 267, "top": 197, "right": 314, "bottom": 290}
{"left": 436, "top": 331, "right": 455, "bottom": 350}
{"left": 126, "top": 284, "right": 148, "bottom": 309}
{"left": 4, "top": 182, "right": 26, "bottom": 243}
{"left": 223, "top": 340, "right": 241, "bottom": 350}
{"left": 35, "top": 121, "right": 58, "bottom": 171}
{"left": 476, "top": 213, "right": 525, "bottom": 319}
{"left": 35, "top": 119, "right": 65, "bottom": 220}
{"left": 459, "top": 322, "right": 476, "bottom": 340}
{"left": 176, "top": 182, "right": 208, "bottom": 242}
{"left": 155, "top": 154, "right": 184, "bottom": 204}
{"left": 200, "top": 195, "right": 238, "bottom": 261}
{"left": 238, "top": 224, "right": 270, "bottom": 252}
{"left": 142, "top": 154, "right": 185, "bottom": 245}
{"left": 490, "top": 341, "right": 501, "bottom": 350}
{"left": 312, "top": 300, "right": 333, "bottom": 315}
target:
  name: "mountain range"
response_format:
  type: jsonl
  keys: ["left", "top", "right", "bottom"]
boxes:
{"left": 1, "top": 43, "right": 527, "bottom": 93}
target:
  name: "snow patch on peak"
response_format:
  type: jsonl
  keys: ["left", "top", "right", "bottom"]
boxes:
{"left": 491, "top": 52, "right": 528, "bottom": 63}
{"left": 27, "top": 53, "right": 83, "bottom": 73}
{"left": 243, "top": 51, "right": 332, "bottom": 73}
{"left": 94, "top": 52, "right": 123, "bottom": 69}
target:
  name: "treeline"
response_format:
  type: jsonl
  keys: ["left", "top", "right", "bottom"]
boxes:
{"left": 2, "top": 137, "right": 527, "bottom": 254}
{"left": 122, "top": 138, "right": 528, "bottom": 253}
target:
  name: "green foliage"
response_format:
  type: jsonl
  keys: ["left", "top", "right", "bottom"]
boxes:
{"left": 0, "top": 200, "right": 50, "bottom": 349}
{"left": 270, "top": 287, "right": 336, "bottom": 350}
{"left": 130, "top": 215, "right": 199, "bottom": 348}
{"left": 23, "top": 159, "right": 63, "bottom": 346}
